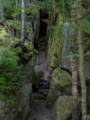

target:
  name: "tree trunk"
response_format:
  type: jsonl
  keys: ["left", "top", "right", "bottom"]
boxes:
{"left": 70, "top": 3, "right": 79, "bottom": 120}
{"left": 77, "top": 0, "right": 87, "bottom": 120}
{"left": 0, "top": 0, "right": 4, "bottom": 24}
{"left": 51, "top": 0, "right": 56, "bottom": 25}
{"left": 21, "top": 0, "right": 26, "bottom": 43}
{"left": 70, "top": 57, "right": 79, "bottom": 120}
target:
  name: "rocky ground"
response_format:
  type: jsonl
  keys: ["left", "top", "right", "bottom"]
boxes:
{"left": 28, "top": 99, "right": 55, "bottom": 120}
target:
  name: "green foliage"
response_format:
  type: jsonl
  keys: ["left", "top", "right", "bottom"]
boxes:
{"left": 0, "top": 47, "right": 20, "bottom": 94}
{"left": 68, "top": 51, "right": 90, "bottom": 59}
{"left": 0, "top": 27, "right": 19, "bottom": 47}
{"left": 0, "top": 26, "right": 35, "bottom": 100}
{"left": 15, "top": 41, "right": 36, "bottom": 63}
{"left": 83, "top": 15, "right": 90, "bottom": 35}
{"left": 5, "top": 20, "right": 30, "bottom": 37}
{"left": 85, "top": 51, "right": 90, "bottom": 58}
{"left": 3, "top": 0, "right": 17, "bottom": 18}
{"left": 0, "top": 40, "right": 22, "bottom": 107}
{"left": 0, "top": 47, "right": 19, "bottom": 68}
{"left": 39, "top": 0, "right": 52, "bottom": 13}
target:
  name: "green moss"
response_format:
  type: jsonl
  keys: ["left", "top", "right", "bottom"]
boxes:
{"left": 87, "top": 115, "right": 90, "bottom": 120}
{"left": 52, "top": 68, "right": 71, "bottom": 87}
{"left": 54, "top": 96, "right": 72, "bottom": 120}
{"left": 48, "top": 14, "right": 63, "bottom": 67}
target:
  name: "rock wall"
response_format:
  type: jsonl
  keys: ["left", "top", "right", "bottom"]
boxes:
{"left": 0, "top": 62, "right": 34, "bottom": 120}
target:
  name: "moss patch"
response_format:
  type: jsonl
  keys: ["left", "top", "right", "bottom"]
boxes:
{"left": 54, "top": 96, "right": 72, "bottom": 120}
{"left": 48, "top": 14, "right": 63, "bottom": 68}
{"left": 87, "top": 115, "right": 90, "bottom": 120}
{"left": 52, "top": 68, "right": 71, "bottom": 87}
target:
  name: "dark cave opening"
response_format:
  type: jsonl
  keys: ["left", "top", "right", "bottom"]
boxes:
{"left": 34, "top": 10, "right": 49, "bottom": 51}
{"left": 39, "top": 10, "right": 48, "bottom": 38}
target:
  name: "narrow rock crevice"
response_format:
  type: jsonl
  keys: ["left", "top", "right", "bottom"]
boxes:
{"left": 27, "top": 11, "right": 55, "bottom": 120}
{"left": 34, "top": 10, "right": 48, "bottom": 51}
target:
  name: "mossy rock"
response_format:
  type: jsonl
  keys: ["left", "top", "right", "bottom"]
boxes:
{"left": 52, "top": 68, "right": 71, "bottom": 87}
{"left": 47, "top": 68, "right": 72, "bottom": 106}
{"left": 54, "top": 96, "right": 72, "bottom": 120}
{"left": 87, "top": 115, "right": 90, "bottom": 120}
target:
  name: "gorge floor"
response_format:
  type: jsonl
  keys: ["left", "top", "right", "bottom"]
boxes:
{"left": 28, "top": 99, "right": 55, "bottom": 120}
{"left": 27, "top": 80, "right": 55, "bottom": 120}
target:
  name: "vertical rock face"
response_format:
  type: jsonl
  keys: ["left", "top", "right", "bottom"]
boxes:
{"left": 18, "top": 62, "right": 34, "bottom": 120}
{"left": 33, "top": 10, "right": 50, "bottom": 85}
{"left": 34, "top": 52, "right": 49, "bottom": 81}
{"left": 61, "top": 22, "right": 72, "bottom": 70}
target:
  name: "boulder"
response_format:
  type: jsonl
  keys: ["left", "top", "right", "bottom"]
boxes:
{"left": 52, "top": 68, "right": 71, "bottom": 87}
{"left": 87, "top": 115, "right": 90, "bottom": 120}
{"left": 47, "top": 68, "right": 72, "bottom": 106}
{"left": 54, "top": 96, "right": 72, "bottom": 120}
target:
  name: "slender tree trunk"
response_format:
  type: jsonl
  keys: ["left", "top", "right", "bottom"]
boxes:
{"left": 70, "top": 3, "right": 79, "bottom": 120}
{"left": 0, "top": 0, "right": 4, "bottom": 24}
{"left": 21, "top": 0, "right": 26, "bottom": 43}
{"left": 29, "top": 17, "right": 34, "bottom": 43}
{"left": 70, "top": 56, "right": 79, "bottom": 120}
{"left": 77, "top": 0, "right": 87, "bottom": 120}
{"left": 51, "top": 0, "right": 56, "bottom": 25}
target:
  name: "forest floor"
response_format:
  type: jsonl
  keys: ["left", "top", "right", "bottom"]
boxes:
{"left": 28, "top": 99, "right": 55, "bottom": 120}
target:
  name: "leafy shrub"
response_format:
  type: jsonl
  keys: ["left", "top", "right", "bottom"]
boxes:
{"left": 5, "top": 20, "right": 30, "bottom": 38}
{"left": 0, "top": 47, "right": 20, "bottom": 95}
{"left": 83, "top": 16, "right": 90, "bottom": 36}
{"left": 0, "top": 27, "right": 19, "bottom": 47}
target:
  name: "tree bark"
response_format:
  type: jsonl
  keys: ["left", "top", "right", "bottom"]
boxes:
{"left": 70, "top": 3, "right": 79, "bottom": 120}
{"left": 70, "top": 56, "right": 79, "bottom": 120}
{"left": 77, "top": 0, "right": 87, "bottom": 120}
{"left": 21, "top": 0, "right": 26, "bottom": 43}
{"left": 51, "top": 0, "right": 56, "bottom": 25}
{"left": 0, "top": 0, "right": 4, "bottom": 24}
